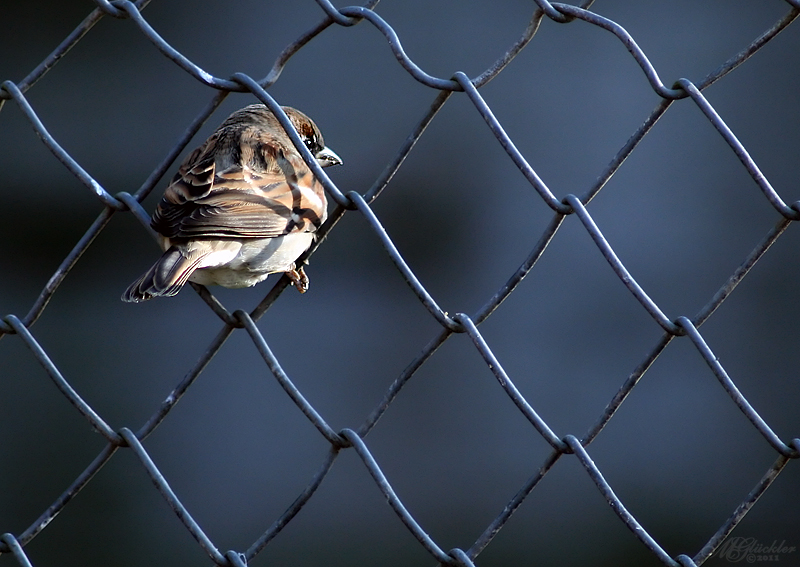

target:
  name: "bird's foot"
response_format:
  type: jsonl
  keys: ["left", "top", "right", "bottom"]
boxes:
{"left": 286, "top": 266, "right": 309, "bottom": 293}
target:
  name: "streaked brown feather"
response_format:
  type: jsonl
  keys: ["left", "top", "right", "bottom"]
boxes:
{"left": 152, "top": 114, "right": 325, "bottom": 240}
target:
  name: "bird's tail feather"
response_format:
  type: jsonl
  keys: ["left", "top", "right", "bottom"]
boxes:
{"left": 121, "top": 247, "right": 202, "bottom": 302}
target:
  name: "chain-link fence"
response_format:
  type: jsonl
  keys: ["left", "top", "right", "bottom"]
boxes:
{"left": 1, "top": 1, "right": 799, "bottom": 566}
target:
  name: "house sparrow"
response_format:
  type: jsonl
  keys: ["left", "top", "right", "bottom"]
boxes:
{"left": 122, "top": 104, "right": 341, "bottom": 303}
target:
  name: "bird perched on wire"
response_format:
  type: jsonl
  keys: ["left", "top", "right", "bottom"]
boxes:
{"left": 122, "top": 104, "right": 341, "bottom": 303}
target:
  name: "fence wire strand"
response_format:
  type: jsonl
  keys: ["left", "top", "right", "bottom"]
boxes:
{"left": 1, "top": 1, "right": 799, "bottom": 566}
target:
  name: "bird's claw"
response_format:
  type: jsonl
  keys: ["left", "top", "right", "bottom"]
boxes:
{"left": 287, "top": 266, "right": 309, "bottom": 293}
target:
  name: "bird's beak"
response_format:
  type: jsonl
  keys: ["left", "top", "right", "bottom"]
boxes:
{"left": 315, "top": 147, "right": 343, "bottom": 168}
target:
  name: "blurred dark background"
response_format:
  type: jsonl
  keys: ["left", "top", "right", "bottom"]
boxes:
{"left": 1, "top": 1, "right": 799, "bottom": 566}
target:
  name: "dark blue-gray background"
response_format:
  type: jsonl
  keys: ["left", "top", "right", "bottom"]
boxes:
{"left": 1, "top": 1, "right": 798, "bottom": 566}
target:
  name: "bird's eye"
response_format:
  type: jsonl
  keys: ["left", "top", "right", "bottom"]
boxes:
{"left": 304, "top": 135, "right": 318, "bottom": 153}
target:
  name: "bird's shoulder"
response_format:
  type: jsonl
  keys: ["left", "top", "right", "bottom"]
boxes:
{"left": 165, "top": 125, "right": 310, "bottom": 204}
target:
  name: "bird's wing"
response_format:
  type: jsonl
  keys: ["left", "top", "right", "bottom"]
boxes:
{"left": 152, "top": 140, "right": 326, "bottom": 240}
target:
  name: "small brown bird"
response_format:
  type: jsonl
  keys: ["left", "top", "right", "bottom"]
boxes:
{"left": 122, "top": 104, "right": 341, "bottom": 303}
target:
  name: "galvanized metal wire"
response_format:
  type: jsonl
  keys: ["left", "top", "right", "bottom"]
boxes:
{"left": 1, "top": 1, "right": 799, "bottom": 566}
